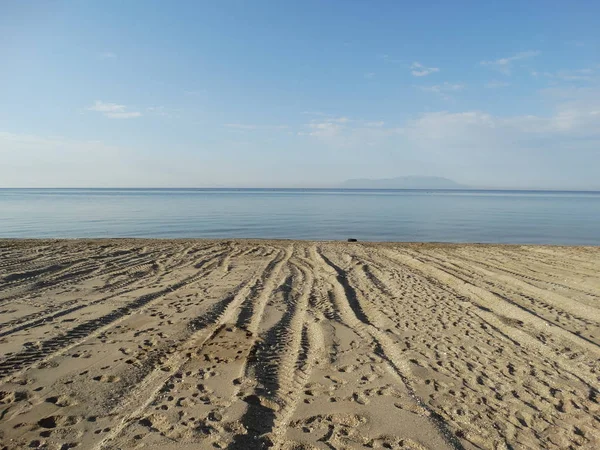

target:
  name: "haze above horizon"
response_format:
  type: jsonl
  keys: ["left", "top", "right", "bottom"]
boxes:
{"left": 1, "top": 1, "right": 599, "bottom": 190}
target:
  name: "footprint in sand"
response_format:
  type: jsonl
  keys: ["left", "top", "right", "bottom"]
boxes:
{"left": 45, "top": 395, "right": 74, "bottom": 407}
{"left": 92, "top": 374, "right": 120, "bottom": 383}
{"left": 0, "top": 390, "right": 29, "bottom": 404}
{"left": 37, "top": 414, "right": 81, "bottom": 429}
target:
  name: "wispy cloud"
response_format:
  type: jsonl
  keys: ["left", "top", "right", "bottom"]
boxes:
{"left": 365, "top": 121, "right": 385, "bottom": 127}
{"left": 418, "top": 82, "right": 464, "bottom": 100}
{"left": 297, "top": 113, "right": 350, "bottom": 138}
{"left": 330, "top": 116, "right": 350, "bottom": 123}
{"left": 98, "top": 51, "right": 117, "bottom": 59}
{"left": 485, "top": 80, "right": 511, "bottom": 88}
{"left": 377, "top": 54, "right": 404, "bottom": 64}
{"left": 184, "top": 89, "right": 207, "bottom": 97}
{"left": 396, "top": 93, "right": 600, "bottom": 188}
{"left": 87, "top": 101, "right": 141, "bottom": 119}
{"left": 300, "top": 111, "right": 330, "bottom": 116}
{"left": 410, "top": 62, "right": 440, "bottom": 77}
{"left": 303, "top": 116, "right": 377, "bottom": 137}
{"left": 224, "top": 123, "right": 289, "bottom": 131}
{"left": 419, "top": 82, "right": 464, "bottom": 93}
{"left": 565, "top": 40, "right": 585, "bottom": 47}
{"left": 225, "top": 123, "right": 258, "bottom": 130}
{"left": 365, "top": 72, "right": 376, "bottom": 79}
{"left": 532, "top": 68, "right": 594, "bottom": 82}
{"left": 307, "top": 122, "right": 343, "bottom": 138}
{"left": 480, "top": 51, "right": 539, "bottom": 75}
{"left": 402, "top": 95, "right": 600, "bottom": 147}
{"left": 556, "top": 69, "right": 594, "bottom": 81}
{"left": 146, "top": 106, "right": 169, "bottom": 117}
{"left": 301, "top": 116, "right": 398, "bottom": 146}
{"left": 301, "top": 112, "right": 352, "bottom": 122}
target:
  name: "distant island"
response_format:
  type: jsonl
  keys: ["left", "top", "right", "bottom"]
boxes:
{"left": 339, "top": 176, "right": 467, "bottom": 189}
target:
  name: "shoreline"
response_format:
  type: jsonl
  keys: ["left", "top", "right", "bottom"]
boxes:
{"left": 2, "top": 237, "right": 598, "bottom": 248}
{"left": 1, "top": 240, "right": 598, "bottom": 448}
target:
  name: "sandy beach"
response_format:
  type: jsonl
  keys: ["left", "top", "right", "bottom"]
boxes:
{"left": 0, "top": 239, "right": 599, "bottom": 449}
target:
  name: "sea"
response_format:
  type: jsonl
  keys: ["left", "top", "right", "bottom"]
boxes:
{"left": 1, "top": 188, "right": 599, "bottom": 245}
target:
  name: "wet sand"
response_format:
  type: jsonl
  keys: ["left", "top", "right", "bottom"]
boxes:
{"left": 0, "top": 239, "right": 599, "bottom": 449}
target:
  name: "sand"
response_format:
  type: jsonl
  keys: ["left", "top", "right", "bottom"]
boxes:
{"left": 0, "top": 240, "right": 599, "bottom": 450}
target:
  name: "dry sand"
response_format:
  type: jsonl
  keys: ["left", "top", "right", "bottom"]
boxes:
{"left": 0, "top": 239, "right": 599, "bottom": 449}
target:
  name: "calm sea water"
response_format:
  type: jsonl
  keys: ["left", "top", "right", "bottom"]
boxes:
{"left": 1, "top": 189, "right": 599, "bottom": 245}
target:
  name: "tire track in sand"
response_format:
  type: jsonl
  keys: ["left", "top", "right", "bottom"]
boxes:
{"left": 0, "top": 247, "right": 229, "bottom": 340}
{"left": 235, "top": 244, "right": 294, "bottom": 334}
{"left": 95, "top": 247, "right": 286, "bottom": 449}
{"left": 383, "top": 248, "right": 600, "bottom": 390}
{"left": 0, "top": 250, "right": 229, "bottom": 380}
{"left": 0, "top": 243, "right": 226, "bottom": 340}
{"left": 312, "top": 245, "right": 464, "bottom": 450}
{"left": 411, "top": 249, "right": 600, "bottom": 327}
{"left": 230, "top": 258, "right": 319, "bottom": 449}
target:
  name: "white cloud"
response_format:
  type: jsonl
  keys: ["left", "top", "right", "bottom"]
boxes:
{"left": 331, "top": 116, "right": 350, "bottom": 123}
{"left": 88, "top": 101, "right": 126, "bottom": 113}
{"left": 308, "top": 122, "right": 343, "bottom": 138}
{"left": 378, "top": 54, "right": 404, "bottom": 64}
{"left": 104, "top": 111, "right": 142, "bottom": 119}
{"left": 410, "top": 62, "right": 440, "bottom": 77}
{"left": 300, "top": 115, "right": 357, "bottom": 140}
{"left": 224, "top": 123, "right": 289, "bottom": 131}
{"left": 533, "top": 68, "right": 595, "bottom": 82}
{"left": 300, "top": 111, "right": 330, "bottom": 116}
{"left": 481, "top": 51, "right": 539, "bottom": 75}
{"left": 365, "top": 72, "right": 376, "bottom": 79}
{"left": 146, "top": 106, "right": 168, "bottom": 116}
{"left": 306, "top": 116, "right": 352, "bottom": 136}
{"left": 98, "top": 51, "right": 117, "bottom": 59}
{"left": 418, "top": 82, "right": 464, "bottom": 100}
{"left": 225, "top": 123, "right": 258, "bottom": 130}
{"left": 395, "top": 93, "right": 600, "bottom": 188}
{"left": 301, "top": 112, "right": 351, "bottom": 120}
{"left": 419, "top": 82, "right": 464, "bottom": 93}
{"left": 87, "top": 101, "right": 142, "bottom": 119}
{"left": 485, "top": 80, "right": 511, "bottom": 88}
{"left": 297, "top": 111, "right": 355, "bottom": 138}
{"left": 303, "top": 116, "right": 399, "bottom": 147}
{"left": 429, "top": 109, "right": 594, "bottom": 135}
{"left": 401, "top": 101, "right": 600, "bottom": 147}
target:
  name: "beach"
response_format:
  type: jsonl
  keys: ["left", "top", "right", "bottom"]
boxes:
{"left": 0, "top": 239, "right": 599, "bottom": 449}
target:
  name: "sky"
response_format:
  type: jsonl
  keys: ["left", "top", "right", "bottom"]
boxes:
{"left": 1, "top": 1, "right": 599, "bottom": 189}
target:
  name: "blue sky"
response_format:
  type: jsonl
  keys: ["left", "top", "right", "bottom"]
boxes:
{"left": 1, "top": 1, "right": 599, "bottom": 189}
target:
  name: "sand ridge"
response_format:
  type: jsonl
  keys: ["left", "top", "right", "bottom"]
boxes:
{"left": 0, "top": 239, "right": 599, "bottom": 449}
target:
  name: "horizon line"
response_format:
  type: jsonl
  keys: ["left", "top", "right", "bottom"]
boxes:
{"left": 1, "top": 187, "right": 600, "bottom": 192}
